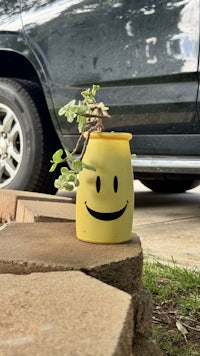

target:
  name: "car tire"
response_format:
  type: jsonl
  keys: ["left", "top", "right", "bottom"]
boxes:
{"left": 140, "top": 179, "right": 200, "bottom": 193}
{"left": 0, "top": 78, "right": 60, "bottom": 194}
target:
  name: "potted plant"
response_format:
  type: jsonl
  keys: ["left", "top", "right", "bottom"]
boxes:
{"left": 50, "top": 85, "right": 134, "bottom": 244}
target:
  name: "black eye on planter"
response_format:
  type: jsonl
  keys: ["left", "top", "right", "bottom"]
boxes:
{"left": 96, "top": 176, "right": 101, "bottom": 193}
{"left": 114, "top": 176, "right": 118, "bottom": 193}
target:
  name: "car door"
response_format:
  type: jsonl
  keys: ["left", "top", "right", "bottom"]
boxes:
{"left": 20, "top": 0, "right": 200, "bottom": 154}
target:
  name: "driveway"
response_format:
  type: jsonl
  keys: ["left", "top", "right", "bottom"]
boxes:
{"left": 133, "top": 181, "right": 200, "bottom": 268}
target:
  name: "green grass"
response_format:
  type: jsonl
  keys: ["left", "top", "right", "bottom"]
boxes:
{"left": 142, "top": 260, "right": 200, "bottom": 356}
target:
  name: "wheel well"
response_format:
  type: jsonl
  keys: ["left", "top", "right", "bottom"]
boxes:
{"left": 0, "top": 50, "right": 41, "bottom": 84}
{"left": 0, "top": 50, "right": 60, "bottom": 138}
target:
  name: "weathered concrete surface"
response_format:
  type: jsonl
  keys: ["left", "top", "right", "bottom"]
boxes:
{"left": 0, "top": 222, "right": 142, "bottom": 295}
{"left": 0, "top": 271, "right": 133, "bottom": 356}
{"left": 134, "top": 217, "right": 200, "bottom": 268}
{"left": 133, "top": 286, "right": 153, "bottom": 338}
{"left": 133, "top": 335, "right": 163, "bottom": 356}
{"left": 132, "top": 182, "right": 200, "bottom": 268}
{"left": 0, "top": 189, "right": 72, "bottom": 223}
{"left": 16, "top": 199, "right": 75, "bottom": 222}
{"left": 0, "top": 189, "right": 162, "bottom": 354}
{"left": 0, "top": 221, "right": 152, "bottom": 343}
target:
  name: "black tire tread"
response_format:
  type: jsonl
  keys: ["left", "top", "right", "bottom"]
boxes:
{"left": 0, "top": 77, "right": 60, "bottom": 194}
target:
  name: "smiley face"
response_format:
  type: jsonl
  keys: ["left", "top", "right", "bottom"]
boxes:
{"left": 84, "top": 175, "right": 129, "bottom": 221}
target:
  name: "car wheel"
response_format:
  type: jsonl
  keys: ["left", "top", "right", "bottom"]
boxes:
{"left": 140, "top": 179, "right": 200, "bottom": 193}
{"left": 0, "top": 78, "right": 60, "bottom": 193}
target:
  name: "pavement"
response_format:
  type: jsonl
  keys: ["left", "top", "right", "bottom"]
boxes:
{"left": 133, "top": 181, "right": 200, "bottom": 269}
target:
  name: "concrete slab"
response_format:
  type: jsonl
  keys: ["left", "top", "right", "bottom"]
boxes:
{"left": 133, "top": 182, "right": 200, "bottom": 268}
{"left": 16, "top": 199, "right": 75, "bottom": 223}
{"left": 0, "top": 222, "right": 143, "bottom": 295}
{"left": 134, "top": 190, "right": 200, "bottom": 226}
{"left": 0, "top": 271, "right": 133, "bottom": 356}
{"left": 134, "top": 217, "right": 200, "bottom": 268}
{"left": 0, "top": 189, "right": 73, "bottom": 223}
{"left": 0, "top": 188, "right": 162, "bottom": 354}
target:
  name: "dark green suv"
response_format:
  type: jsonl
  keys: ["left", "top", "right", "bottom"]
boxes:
{"left": 0, "top": 0, "right": 199, "bottom": 193}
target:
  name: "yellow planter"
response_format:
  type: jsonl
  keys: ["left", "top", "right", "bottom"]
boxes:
{"left": 76, "top": 132, "right": 134, "bottom": 243}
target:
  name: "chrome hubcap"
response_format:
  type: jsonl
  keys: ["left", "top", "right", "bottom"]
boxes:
{"left": 0, "top": 104, "right": 23, "bottom": 188}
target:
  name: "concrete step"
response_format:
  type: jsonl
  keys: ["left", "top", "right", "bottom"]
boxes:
{"left": 0, "top": 221, "right": 154, "bottom": 340}
{"left": 0, "top": 271, "right": 133, "bottom": 356}
{"left": 0, "top": 189, "right": 74, "bottom": 223}
{"left": 15, "top": 199, "right": 75, "bottom": 223}
{"left": 0, "top": 190, "right": 162, "bottom": 355}
{"left": 0, "top": 222, "right": 142, "bottom": 295}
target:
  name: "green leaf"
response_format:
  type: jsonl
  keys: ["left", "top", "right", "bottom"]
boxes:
{"left": 78, "top": 116, "right": 86, "bottom": 133}
{"left": 66, "top": 184, "right": 74, "bottom": 191}
{"left": 59, "top": 174, "right": 68, "bottom": 183}
{"left": 60, "top": 167, "right": 69, "bottom": 174}
{"left": 66, "top": 112, "right": 76, "bottom": 123}
{"left": 52, "top": 149, "right": 64, "bottom": 163}
{"left": 74, "top": 178, "right": 80, "bottom": 187}
{"left": 91, "top": 84, "right": 100, "bottom": 96}
{"left": 54, "top": 174, "right": 75, "bottom": 191}
{"left": 58, "top": 101, "right": 76, "bottom": 116}
{"left": 98, "top": 102, "right": 109, "bottom": 111}
{"left": 54, "top": 179, "right": 62, "bottom": 189}
{"left": 81, "top": 87, "right": 96, "bottom": 103}
{"left": 58, "top": 107, "right": 66, "bottom": 116}
{"left": 131, "top": 153, "right": 137, "bottom": 158}
{"left": 77, "top": 104, "right": 88, "bottom": 115}
{"left": 69, "top": 104, "right": 79, "bottom": 113}
{"left": 72, "top": 160, "right": 83, "bottom": 172}
{"left": 68, "top": 174, "right": 76, "bottom": 182}
{"left": 49, "top": 163, "right": 57, "bottom": 172}
{"left": 81, "top": 88, "right": 90, "bottom": 99}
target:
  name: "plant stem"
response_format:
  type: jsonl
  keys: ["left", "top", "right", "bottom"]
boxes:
{"left": 71, "top": 134, "right": 84, "bottom": 156}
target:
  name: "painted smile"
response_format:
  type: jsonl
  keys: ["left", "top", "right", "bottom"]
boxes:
{"left": 85, "top": 201, "right": 128, "bottom": 221}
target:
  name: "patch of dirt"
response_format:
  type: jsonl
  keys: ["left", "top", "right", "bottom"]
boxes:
{"left": 152, "top": 298, "right": 200, "bottom": 354}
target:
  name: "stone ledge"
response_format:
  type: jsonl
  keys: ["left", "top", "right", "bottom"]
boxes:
{"left": 0, "top": 190, "right": 161, "bottom": 354}
{"left": 0, "top": 222, "right": 142, "bottom": 295}
{"left": 16, "top": 199, "right": 75, "bottom": 223}
{"left": 133, "top": 286, "right": 153, "bottom": 338}
{"left": 0, "top": 221, "right": 151, "bottom": 342}
{"left": 0, "top": 189, "right": 74, "bottom": 223}
{"left": 0, "top": 271, "right": 133, "bottom": 356}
